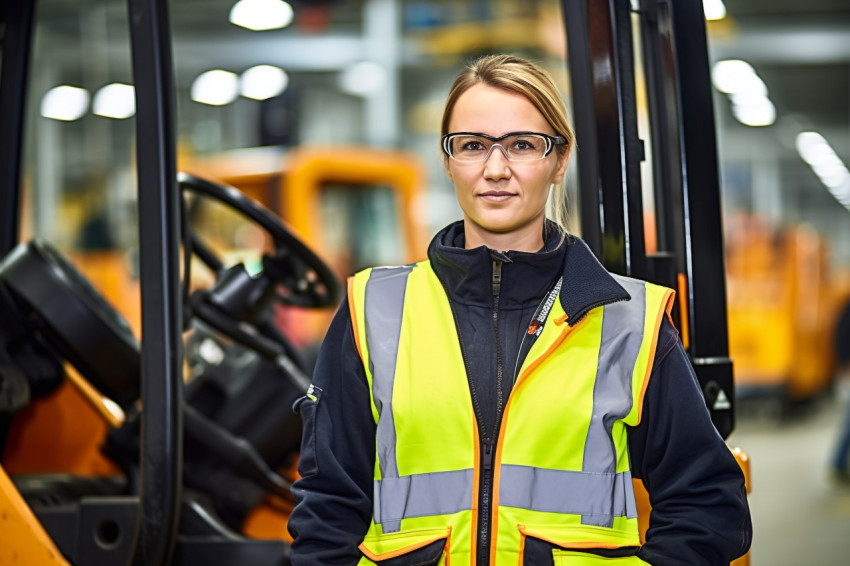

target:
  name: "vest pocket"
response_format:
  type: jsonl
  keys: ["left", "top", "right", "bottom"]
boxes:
{"left": 519, "top": 525, "right": 643, "bottom": 566}
{"left": 551, "top": 550, "right": 649, "bottom": 565}
{"left": 359, "top": 527, "right": 449, "bottom": 566}
{"left": 292, "top": 385, "right": 322, "bottom": 477}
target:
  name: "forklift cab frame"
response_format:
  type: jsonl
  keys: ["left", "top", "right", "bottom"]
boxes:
{"left": 0, "top": 0, "right": 744, "bottom": 564}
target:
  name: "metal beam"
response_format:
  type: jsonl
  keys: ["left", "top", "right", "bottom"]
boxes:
{"left": 0, "top": 0, "right": 35, "bottom": 256}
{"left": 127, "top": 0, "right": 184, "bottom": 563}
{"left": 564, "top": 0, "right": 648, "bottom": 278}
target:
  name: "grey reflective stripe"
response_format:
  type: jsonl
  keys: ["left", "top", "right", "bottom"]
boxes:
{"left": 363, "top": 265, "right": 415, "bottom": 532}
{"left": 582, "top": 275, "right": 646, "bottom": 526}
{"left": 375, "top": 469, "right": 475, "bottom": 532}
{"left": 500, "top": 465, "right": 634, "bottom": 518}
{"left": 363, "top": 266, "right": 475, "bottom": 533}
{"left": 364, "top": 266, "right": 414, "bottom": 484}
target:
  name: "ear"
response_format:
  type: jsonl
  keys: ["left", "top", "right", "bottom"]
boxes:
{"left": 443, "top": 156, "right": 454, "bottom": 183}
{"left": 552, "top": 148, "right": 571, "bottom": 184}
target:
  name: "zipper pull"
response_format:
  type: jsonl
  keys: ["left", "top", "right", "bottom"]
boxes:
{"left": 482, "top": 442, "right": 494, "bottom": 472}
{"left": 492, "top": 260, "right": 502, "bottom": 296}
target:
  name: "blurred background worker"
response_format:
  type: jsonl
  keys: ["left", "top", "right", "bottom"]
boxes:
{"left": 831, "top": 299, "right": 850, "bottom": 486}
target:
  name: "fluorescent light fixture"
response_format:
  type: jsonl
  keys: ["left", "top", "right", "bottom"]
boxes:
{"left": 191, "top": 70, "right": 240, "bottom": 106}
{"left": 93, "top": 83, "right": 136, "bottom": 119}
{"left": 713, "top": 59, "right": 776, "bottom": 126}
{"left": 40, "top": 85, "right": 90, "bottom": 121}
{"left": 240, "top": 65, "right": 289, "bottom": 100}
{"left": 230, "top": 0, "right": 294, "bottom": 31}
{"left": 730, "top": 95, "right": 775, "bottom": 127}
{"left": 795, "top": 131, "right": 850, "bottom": 210}
{"left": 712, "top": 60, "right": 767, "bottom": 96}
{"left": 339, "top": 61, "right": 386, "bottom": 96}
{"left": 796, "top": 131, "right": 831, "bottom": 164}
{"left": 703, "top": 0, "right": 727, "bottom": 21}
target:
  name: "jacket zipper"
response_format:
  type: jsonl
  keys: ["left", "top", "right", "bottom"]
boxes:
{"left": 477, "top": 259, "right": 503, "bottom": 566}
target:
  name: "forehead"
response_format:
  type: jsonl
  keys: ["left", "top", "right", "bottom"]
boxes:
{"left": 448, "top": 83, "right": 551, "bottom": 136}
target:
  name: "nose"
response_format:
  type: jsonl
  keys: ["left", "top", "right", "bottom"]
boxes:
{"left": 482, "top": 143, "right": 511, "bottom": 179}
{"left": 484, "top": 142, "right": 511, "bottom": 162}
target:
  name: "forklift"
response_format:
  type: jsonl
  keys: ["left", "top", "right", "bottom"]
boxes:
{"left": 0, "top": 0, "right": 749, "bottom": 564}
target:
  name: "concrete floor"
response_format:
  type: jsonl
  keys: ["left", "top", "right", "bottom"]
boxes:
{"left": 729, "top": 388, "right": 850, "bottom": 566}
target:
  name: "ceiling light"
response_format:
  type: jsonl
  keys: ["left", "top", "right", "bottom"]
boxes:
{"left": 713, "top": 60, "right": 776, "bottom": 127}
{"left": 230, "top": 0, "right": 294, "bottom": 31}
{"left": 795, "top": 132, "right": 831, "bottom": 165}
{"left": 191, "top": 70, "right": 239, "bottom": 106}
{"left": 795, "top": 131, "right": 850, "bottom": 210}
{"left": 731, "top": 95, "right": 775, "bottom": 127}
{"left": 40, "top": 85, "right": 90, "bottom": 121}
{"left": 703, "top": 0, "right": 727, "bottom": 21}
{"left": 339, "top": 61, "right": 386, "bottom": 96}
{"left": 240, "top": 65, "right": 289, "bottom": 100}
{"left": 712, "top": 60, "right": 767, "bottom": 96}
{"left": 93, "top": 83, "right": 136, "bottom": 119}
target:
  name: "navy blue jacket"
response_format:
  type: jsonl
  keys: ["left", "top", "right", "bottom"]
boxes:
{"left": 288, "top": 221, "right": 752, "bottom": 565}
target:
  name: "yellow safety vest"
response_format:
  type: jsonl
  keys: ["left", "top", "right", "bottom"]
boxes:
{"left": 347, "top": 260, "right": 674, "bottom": 566}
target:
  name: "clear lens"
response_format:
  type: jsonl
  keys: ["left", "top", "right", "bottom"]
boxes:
{"left": 447, "top": 134, "right": 550, "bottom": 162}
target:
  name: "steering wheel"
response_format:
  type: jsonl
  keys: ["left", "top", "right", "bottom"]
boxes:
{"left": 178, "top": 172, "right": 341, "bottom": 310}
{"left": 0, "top": 238, "right": 141, "bottom": 407}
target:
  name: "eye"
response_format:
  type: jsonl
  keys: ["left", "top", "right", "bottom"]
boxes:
{"left": 510, "top": 137, "right": 539, "bottom": 152}
{"left": 461, "top": 140, "right": 486, "bottom": 151}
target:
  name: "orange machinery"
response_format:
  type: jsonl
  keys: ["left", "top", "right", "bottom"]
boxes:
{"left": 181, "top": 145, "right": 430, "bottom": 347}
{"left": 726, "top": 214, "right": 841, "bottom": 404}
{"left": 2, "top": 145, "right": 431, "bottom": 556}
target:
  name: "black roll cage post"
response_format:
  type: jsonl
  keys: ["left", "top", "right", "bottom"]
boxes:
{"left": 0, "top": 0, "right": 184, "bottom": 563}
{"left": 563, "top": 0, "right": 736, "bottom": 439}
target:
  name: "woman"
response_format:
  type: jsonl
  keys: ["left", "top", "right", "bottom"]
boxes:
{"left": 288, "top": 54, "right": 751, "bottom": 565}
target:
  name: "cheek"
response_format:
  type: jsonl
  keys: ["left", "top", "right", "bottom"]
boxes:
{"left": 449, "top": 167, "right": 474, "bottom": 192}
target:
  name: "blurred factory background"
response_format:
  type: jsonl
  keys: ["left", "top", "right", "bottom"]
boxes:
{"left": 9, "top": 0, "right": 850, "bottom": 564}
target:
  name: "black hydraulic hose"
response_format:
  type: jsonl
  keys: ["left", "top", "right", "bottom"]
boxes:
{"left": 127, "top": 0, "right": 183, "bottom": 563}
{"left": 183, "top": 405, "right": 294, "bottom": 501}
{"left": 0, "top": 0, "right": 35, "bottom": 257}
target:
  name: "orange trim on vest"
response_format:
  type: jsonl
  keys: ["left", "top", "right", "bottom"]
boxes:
{"left": 358, "top": 529, "right": 450, "bottom": 561}
{"left": 517, "top": 526, "right": 527, "bottom": 566}
{"left": 635, "top": 288, "right": 676, "bottom": 426}
{"left": 347, "top": 276, "right": 363, "bottom": 359}
{"left": 517, "top": 525, "right": 627, "bottom": 550}
{"left": 471, "top": 413, "right": 481, "bottom": 563}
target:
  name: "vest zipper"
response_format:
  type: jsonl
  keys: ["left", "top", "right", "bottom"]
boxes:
{"left": 477, "top": 258, "right": 503, "bottom": 566}
{"left": 478, "top": 441, "right": 495, "bottom": 566}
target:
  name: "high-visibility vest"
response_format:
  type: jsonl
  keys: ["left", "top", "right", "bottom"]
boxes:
{"left": 347, "top": 260, "right": 674, "bottom": 566}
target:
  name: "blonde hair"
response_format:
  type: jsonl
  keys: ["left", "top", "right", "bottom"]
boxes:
{"left": 441, "top": 54, "right": 575, "bottom": 234}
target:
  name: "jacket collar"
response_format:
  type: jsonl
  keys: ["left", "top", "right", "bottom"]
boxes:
{"left": 427, "top": 220, "right": 630, "bottom": 324}
{"left": 558, "top": 237, "right": 631, "bottom": 325}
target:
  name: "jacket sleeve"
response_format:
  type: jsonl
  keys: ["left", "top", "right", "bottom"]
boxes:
{"left": 287, "top": 295, "right": 376, "bottom": 565}
{"left": 630, "top": 318, "right": 752, "bottom": 566}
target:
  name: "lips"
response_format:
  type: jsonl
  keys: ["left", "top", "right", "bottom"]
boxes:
{"left": 478, "top": 190, "right": 516, "bottom": 202}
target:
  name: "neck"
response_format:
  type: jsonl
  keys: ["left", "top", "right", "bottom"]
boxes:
{"left": 463, "top": 220, "right": 545, "bottom": 253}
